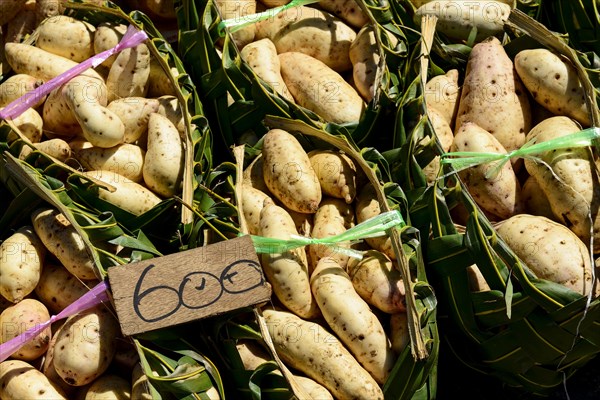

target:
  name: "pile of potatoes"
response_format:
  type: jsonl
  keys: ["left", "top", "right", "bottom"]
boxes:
{"left": 240, "top": 128, "right": 410, "bottom": 400}
{"left": 1, "top": 13, "right": 187, "bottom": 216}
{"left": 423, "top": 34, "right": 599, "bottom": 296}
{"left": 0, "top": 206, "right": 150, "bottom": 399}
{"left": 215, "top": 0, "right": 399, "bottom": 125}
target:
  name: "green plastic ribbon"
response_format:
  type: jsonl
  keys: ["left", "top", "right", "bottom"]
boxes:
{"left": 250, "top": 210, "right": 405, "bottom": 260}
{"left": 217, "top": 0, "right": 319, "bottom": 37}
{"left": 440, "top": 127, "right": 600, "bottom": 179}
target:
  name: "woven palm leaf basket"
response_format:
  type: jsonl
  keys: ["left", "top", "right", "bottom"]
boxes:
{"left": 174, "top": 0, "right": 440, "bottom": 398}
{"left": 403, "top": 2, "right": 600, "bottom": 396}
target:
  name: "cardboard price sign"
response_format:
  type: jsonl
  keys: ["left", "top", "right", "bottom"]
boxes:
{"left": 108, "top": 236, "right": 271, "bottom": 336}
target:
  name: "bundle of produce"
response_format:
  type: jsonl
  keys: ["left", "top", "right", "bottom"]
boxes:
{"left": 176, "top": 0, "right": 416, "bottom": 153}
{"left": 196, "top": 117, "right": 436, "bottom": 400}
{"left": 397, "top": 2, "right": 600, "bottom": 395}
{"left": 0, "top": 1, "right": 235, "bottom": 398}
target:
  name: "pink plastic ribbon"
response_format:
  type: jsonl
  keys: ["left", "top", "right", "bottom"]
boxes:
{"left": 0, "top": 280, "right": 110, "bottom": 362}
{"left": 0, "top": 25, "right": 148, "bottom": 120}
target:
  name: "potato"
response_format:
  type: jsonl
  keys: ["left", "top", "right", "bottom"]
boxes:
{"left": 243, "top": 155, "right": 270, "bottom": 194}
{"left": 415, "top": 1, "right": 511, "bottom": 42}
{"left": 261, "top": 128, "right": 322, "bottom": 213}
{"left": 36, "top": 15, "right": 96, "bottom": 62}
{"left": 523, "top": 116, "right": 600, "bottom": 250}
{"left": 241, "top": 184, "right": 271, "bottom": 235}
{"left": 156, "top": 95, "right": 187, "bottom": 134}
{"left": 425, "top": 69, "right": 460, "bottom": 126}
{"left": 263, "top": 308, "right": 383, "bottom": 400}
{"left": 82, "top": 170, "right": 162, "bottom": 216}
{"left": 316, "top": 197, "right": 355, "bottom": 229}
{"left": 0, "top": 299, "right": 51, "bottom": 360}
{"left": 521, "top": 175, "right": 556, "bottom": 221}
{"left": 455, "top": 37, "right": 531, "bottom": 157}
{"left": 72, "top": 143, "right": 145, "bottom": 183}
{"left": 318, "top": 0, "right": 369, "bottom": 28}
{"left": 64, "top": 76, "right": 125, "bottom": 148}
{"left": 5, "top": 107, "right": 43, "bottom": 143}
{"left": 349, "top": 25, "right": 398, "bottom": 102}
{"left": 0, "top": 360, "right": 67, "bottom": 399}
{"left": 4, "top": 43, "right": 103, "bottom": 82}
{"left": 355, "top": 184, "right": 395, "bottom": 260}
{"left": 0, "top": 74, "right": 45, "bottom": 108}
{"left": 309, "top": 150, "right": 357, "bottom": 203}
{"left": 216, "top": 0, "right": 256, "bottom": 49}
{"left": 0, "top": 0, "right": 28, "bottom": 26}
{"left": 106, "top": 97, "right": 160, "bottom": 145}
{"left": 131, "top": 364, "right": 153, "bottom": 400}
{"left": 347, "top": 250, "right": 406, "bottom": 313}
{"left": 389, "top": 312, "right": 409, "bottom": 354}
{"left": 309, "top": 206, "right": 349, "bottom": 271}
{"left": 43, "top": 85, "right": 83, "bottom": 137}
{"left": 287, "top": 208, "right": 314, "bottom": 237}
{"left": 235, "top": 339, "right": 272, "bottom": 370}
{"left": 31, "top": 207, "right": 97, "bottom": 280}
{"left": 240, "top": 38, "right": 295, "bottom": 103}
{"left": 147, "top": 59, "right": 179, "bottom": 97}
{"left": 421, "top": 106, "right": 454, "bottom": 183}
{"left": 143, "top": 113, "right": 184, "bottom": 197}
{"left": 311, "top": 257, "right": 396, "bottom": 384}
{"left": 280, "top": 52, "right": 365, "bottom": 124}
{"left": 53, "top": 305, "right": 119, "bottom": 386}
{"left": 35, "top": 263, "right": 97, "bottom": 314}
{"left": 466, "top": 264, "right": 490, "bottom": 292}
{"left": 294, "top": 375, "right": 334, "bottom": 400}
{"left": 259, "top": 199, "right": 320, "bottom": 319}
{"left": 0, "top": 226, "right": 45, "bottom": 303}
{"left": 452, "top": 122, "right": 523, "bottom": 219}
{"left": 84, "top": 374, "right": 132, "bottom": 400}
{"left": 93, "top": 22, "right": 128, "bottom": 68}
{"left": 496, "top": 214, "right": 595, "bottom": 295}
{"left": 515, "top": 48, "right": 591, "bottom": 126}
{"left": 19, "top": 138, "right": 72, "bottom": 162}
{"left": 256, "top": 6, "right": 356, "bottom": 72}
{"left": 106, "top": 43, "right": 151, "bottom": 101}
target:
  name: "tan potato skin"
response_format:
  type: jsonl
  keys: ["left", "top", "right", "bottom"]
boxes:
{"left": 106, "top": 43, "right": 151, "bottom": 102}
{"left": 309, "top": 210, "right": 348, "bottom": 272}
{"left": 311, "top": 257, "right": 396, "bottom": 384}
{"left": 262, "top": 128, "right": 322, "bottom": 213}
{"left": 94, "top": 22, "right": 128, "bottom": 68}
{"left": 347, "top": 250, "right": 406, "bottom": 314}
{"left": 241, "top": 38, "right": 295, "bottom": 103}
{"left": 6, "top": 8, "right": 36, "bottom": 45}
{"left": 0, "top": 299, "right": 51, "bottom": 360}
{"left": 0, "top": 74, "right": 45, "bottom": 108}
{"left": 5, "top": 43, "right": 103, "bottom": 82}
{"left": 515, "top": 48, "right": 591, "bottom": 126}
{"left": 83, "top": 374, "right": 132, "bottom": 399}
{"left": 294, "top": 375, "right": 334, "bottom": 400}
{"left": 0, "top": 226, "right": 45, "bottom": 303}
{"left": 455, "top": 37, "right": 531, "bottom": 158}
{"left": 415, "top": 1, "right": 511, "bottom": 42}
{"left": 107, "top": 97, "right": 160, "bottom": 144}
{"left": 36, "top": 16, "right": 96, "bottom": 62}
{"left": 131, "top": 364, "right": 153, "bottom": 399}
{"left": 83, "top": 170, "right": 162, "bottom": 216}
{"left": 318, "top": 0, "right": 369, "bottom": 28}
{"left": 523, "top": 116, "right": 600, "bottom": 251}
{"left": 0, "top": 360, "right": 67, "bottom": 400}
{"left": 0, "top": 0, "right": 29, "bottom": 26}
{"left": 19, "top": 138, "right": 72, "bottom": 162}
{"left": 241, "top": 184, "right": 271, "bottom": 235}
{"left": 53, "top": 305, "right": 119, "bottom": 386}
{"left": 143, "top": 113, "right": 184, "bottom": 197}
{"left": 452, "top": 122, "right": 523, "bottom": 219}
{"left": 43, "top": 85, "right": 83, "bottom": 137}
{"left": 308, "top": 150, "right": 357, "bottom": 203}
{"left": 496, "top": 214, "right": 595, "bottom": 295}
{"left": 32, "top": 207, "right": 97, "bottom": 280}
{"left": 259, "top": 199, "right": 320, "bottom": 319}
{"left": 35, "top": 264, "right": 97, "bottom": 314}
{"left": 6, "top": 107, "right": 43, "bottom": 143}
{"left": 73, "top": 143, "right": 146, "bottom": 183}
{"left": 390, "top": 312, "right": 409, "bottom": 354}
{"left": 256, "top": 6, "right": 356, "bottom": 72}
{"left": 243, "top": 155, "right": 270, "bottom": 194}
{"left": 216, "top": 0, "right": 256, "bottom": 49}
{"left": 263, "top": 308, "right": 384, "bottom": 400}
{"left": 425, "top": 69, "right": 460, "bottom": 126}
{"left": 279, "top": 52, "right": 365, "bottom": 124}
{"left": 521, "top": 175, "right": 556, "bottom": 221}
{"left": 421, "top": 106, "right": 454, "bottom": 184}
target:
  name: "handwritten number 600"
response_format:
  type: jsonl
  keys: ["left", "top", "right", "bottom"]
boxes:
{"left": 132, "top": 260, "right": 264, "bottom": 323}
